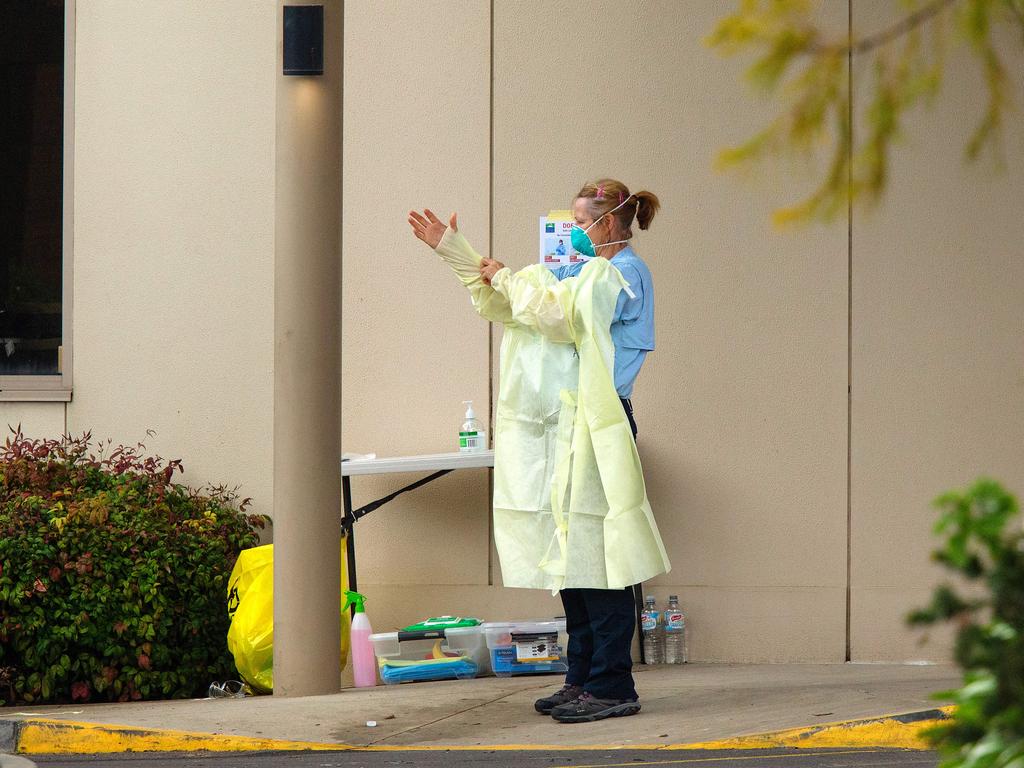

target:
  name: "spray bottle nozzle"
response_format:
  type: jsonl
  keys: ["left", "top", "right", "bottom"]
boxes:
{"left": 343, "top": 590, "right": 367, "bottom": 613}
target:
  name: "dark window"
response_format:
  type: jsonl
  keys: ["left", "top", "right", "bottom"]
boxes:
{"left": 0, "top": 1, "right": 65, "bottom": 375}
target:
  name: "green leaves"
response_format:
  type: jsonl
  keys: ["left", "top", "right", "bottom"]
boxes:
{"left": 908, "top": 583, "right": 981, "bottom": 624}
{"left": 0, "top": 430, "right": 265, "bottom": 705}
{"left": 909, "top": 479, "right": 1024, "bottom": 768}
{"left": 933, "top": 479, "right": 1019, "bottom": 571}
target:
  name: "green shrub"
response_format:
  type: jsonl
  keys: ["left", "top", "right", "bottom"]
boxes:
{"left": 0, "top": 429, "right": 267, "bottom": 705}
{"left": 909, "top": 478, "right": 1023, "bottom": 768}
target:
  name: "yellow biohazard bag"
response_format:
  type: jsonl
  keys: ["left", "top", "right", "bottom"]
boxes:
{"left": 226, "top": 542, "right": 351, "bottom": 693}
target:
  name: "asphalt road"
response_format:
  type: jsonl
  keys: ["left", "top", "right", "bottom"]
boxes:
{"left": 24, "top": 747, "right": 941, "bottom": 768}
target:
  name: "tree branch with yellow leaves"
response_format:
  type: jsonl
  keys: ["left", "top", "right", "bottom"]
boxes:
{"left": 707, "top": 0, "right": 1021, "bottom": 227}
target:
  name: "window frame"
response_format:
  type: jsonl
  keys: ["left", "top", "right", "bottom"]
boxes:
{"left": 0, "top": 0, "right": 74, "bottom": 402}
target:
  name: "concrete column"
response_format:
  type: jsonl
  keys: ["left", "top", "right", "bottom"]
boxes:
{"left": 272, "top": 0, "right": 342, "bottom": 696}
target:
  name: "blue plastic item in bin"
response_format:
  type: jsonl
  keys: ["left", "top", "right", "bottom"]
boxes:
{"left": 483, "top": 620, "right": 568, "bottom": 677}
{"left": 490, "top": 646, "right": 567, "bottom": 676}
{"left": 370, "top": 626, "right": 489, "bottom": 684}
{"left": 379, "top": 658, "right": 479, "bottom": 684}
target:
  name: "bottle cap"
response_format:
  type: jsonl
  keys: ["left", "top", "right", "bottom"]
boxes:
{"left": 669, "top": 595, "right": 678, "bottom": 601}
{"left": 343, "top": 590, "right": 367, "bottom": 614}
{"left": 463, "top": 400, "right": 476, "bottom": 419}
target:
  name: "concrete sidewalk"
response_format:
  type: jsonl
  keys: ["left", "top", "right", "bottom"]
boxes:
{"left": 1, "top": 663, "right": 961, "bottom": 754}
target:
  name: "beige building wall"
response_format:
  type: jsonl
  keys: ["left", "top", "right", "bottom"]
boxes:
{"left": 1, "top": 2, "right": 277, "bottom": 512}
{"left": 0, "top": 403, "right": 66, "bottom": 438}
{"left": 849, "top": 0, "right": 1024, "bottom": 661}
{"left": 2, "top": 1, "right": 1020, "bottom": 666}
{"left": 340, "top": 0, "right": 563, "bottom": 629}
{"left": 342, "top": 0, "right": 1021, "bottom": 661}
{"left": 67, "top": 1, "right": 277, "bottom": 520}
{"left": 489, "top": 0, "right": 851, "bottom": 662}
{"left": 341, "top": 0, "right": 853, "bottom": 658}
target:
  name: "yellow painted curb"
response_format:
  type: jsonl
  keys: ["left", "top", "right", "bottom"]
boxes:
{"left": 667, "top": 707, "right": 957, "bottom": 751}
{"left": 11, "top": 706, "right": 956, "bottom": 755}
{"left": 349, "top": 706, "right": 956, "bottom": 752}
{"left": 15, "top": 718, "right": 346, "bottom": 755}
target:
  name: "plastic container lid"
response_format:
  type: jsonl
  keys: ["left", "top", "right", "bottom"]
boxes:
{"left": 481, "top": 619, "right": 566, "bottom": 648}
{"left": 402, "top": 616, "right": 482, "bottom": 632}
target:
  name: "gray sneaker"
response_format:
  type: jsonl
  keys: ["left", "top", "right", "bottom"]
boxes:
{"left": 534, "top": 683, "right": 584, "bottom": 714}
{"left": 550, "top": 691, "right": 641, "bottom": 723}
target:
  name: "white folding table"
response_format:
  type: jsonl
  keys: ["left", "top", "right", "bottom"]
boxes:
{"left": 339, "top": 447, "right": 650, "bottom": 660}
{"left": 340, "top": 450, "right": 495, "bottom": 594}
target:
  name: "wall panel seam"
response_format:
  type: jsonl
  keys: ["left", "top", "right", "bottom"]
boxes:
{"left": 487, "top": 0, "right": 495, "bottom": 588}
{"left": 845, "top": 0, "right": 854, "bottom": 664}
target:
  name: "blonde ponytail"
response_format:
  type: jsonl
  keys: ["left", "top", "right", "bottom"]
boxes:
{"left": 633, "top": 190, "right": 660, "bottom": 231}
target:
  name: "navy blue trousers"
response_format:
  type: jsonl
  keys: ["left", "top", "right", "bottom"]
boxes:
{"left": 558, "top": 398, "right": 639, "bottom": 701}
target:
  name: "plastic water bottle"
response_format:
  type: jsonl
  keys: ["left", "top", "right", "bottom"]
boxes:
{"left": 663, "top": 595, "right": 687, "bottom": 664}
{"left": 641, "top": 595, "right": 664, "bottom": 664}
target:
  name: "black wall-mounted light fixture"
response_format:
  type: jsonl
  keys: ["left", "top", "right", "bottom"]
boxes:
{"left": 283, "top": 5, "right": 324, "bottom": 76}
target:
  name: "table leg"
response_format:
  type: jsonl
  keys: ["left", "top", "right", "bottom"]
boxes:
{"left": 340, "top": 469, "right": 455, "bottom": 617}
{"left": 342, "top": 475, "right": 357, "bottom": 614}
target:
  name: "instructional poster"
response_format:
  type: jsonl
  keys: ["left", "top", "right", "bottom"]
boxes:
{"left": 538, "top": 210, "right": 587, "bottom": 271}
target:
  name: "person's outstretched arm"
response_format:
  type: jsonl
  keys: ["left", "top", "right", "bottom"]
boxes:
{"left": 488, "top": 265, "right": 575, "bottom": 345}
{"left": 408, "top": 209, "right": 512, "bottom": 324}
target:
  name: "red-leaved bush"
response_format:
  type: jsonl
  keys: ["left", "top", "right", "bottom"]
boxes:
{"left": 0, "top": 429, "right": 266, "bottom": 705}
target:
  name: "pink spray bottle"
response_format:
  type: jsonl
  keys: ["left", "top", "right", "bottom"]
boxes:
{"left": 344, "top": 591, "right": 376, "bottom": 687}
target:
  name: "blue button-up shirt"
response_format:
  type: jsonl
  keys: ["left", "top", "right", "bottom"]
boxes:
{"left": 552, "top": 246, "right": 655, "bottom": 397}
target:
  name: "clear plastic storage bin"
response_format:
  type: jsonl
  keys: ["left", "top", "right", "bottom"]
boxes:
{"left": 370, "top": 626, "right": 489, "bottom": 685}
{"left": 483, "top": 620, "right": 568, "bottom": 677}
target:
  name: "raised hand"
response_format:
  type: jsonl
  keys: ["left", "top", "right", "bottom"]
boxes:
{"left": 408, "top": 209, "right": 457, "bottom": 249}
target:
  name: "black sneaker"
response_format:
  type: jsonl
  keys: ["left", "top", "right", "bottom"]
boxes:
{"left": 550, "top": 691, "right": 641, "bottom": 723}
{"left": 534, "top": 683, "right": 584, "bottom": 714}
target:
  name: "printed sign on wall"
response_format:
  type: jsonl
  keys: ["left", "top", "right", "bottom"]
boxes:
{"left": 538, "top": 210, "right": 588, "bottom": 271}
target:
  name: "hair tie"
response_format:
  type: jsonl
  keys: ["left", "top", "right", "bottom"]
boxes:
{"left": 596, "top": 184, "right": 605, "bottom": 200}
{"left": 618, "top": 191, "right": 623, "bottom": 204}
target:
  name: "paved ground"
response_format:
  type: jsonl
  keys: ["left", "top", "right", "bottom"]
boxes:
{"left": 24, "top": 746, "right": 941, "bottom": 768}
{"left": 3, "top": 664, "right": 961, "bottom": 750}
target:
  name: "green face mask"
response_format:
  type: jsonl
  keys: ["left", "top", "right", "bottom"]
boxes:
{"left": 570, "top": 195, "right": 636, "bottom": 258}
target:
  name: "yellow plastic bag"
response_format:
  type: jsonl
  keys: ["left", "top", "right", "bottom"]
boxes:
{"left": 226, "top": 542, "right": 351, "bottom": 693}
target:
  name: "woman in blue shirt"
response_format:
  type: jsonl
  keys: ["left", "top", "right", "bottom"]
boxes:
{"left": 479, "top": 178, "right": 659, "bottom": 723}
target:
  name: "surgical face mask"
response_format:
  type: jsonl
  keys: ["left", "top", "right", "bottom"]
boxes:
{"left": 571, "top": 196, "right": 635, "bottom": 258}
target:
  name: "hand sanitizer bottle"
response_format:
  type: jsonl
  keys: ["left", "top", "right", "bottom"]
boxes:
{"left": 459, "top": 400, "right": 486, "bottom": 452}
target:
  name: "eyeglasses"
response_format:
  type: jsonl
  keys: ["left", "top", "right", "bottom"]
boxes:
{"left": 207, "top": 680, "right": 252, "bottom": 698}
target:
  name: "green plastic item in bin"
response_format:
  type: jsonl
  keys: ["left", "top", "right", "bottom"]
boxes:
{"left": 402, "top": 616, "right": 481, "bottom": 632}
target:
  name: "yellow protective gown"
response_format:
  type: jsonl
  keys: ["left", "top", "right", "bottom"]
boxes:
{"left": 435, "top": 228, "right": 670, "bottom": 592}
